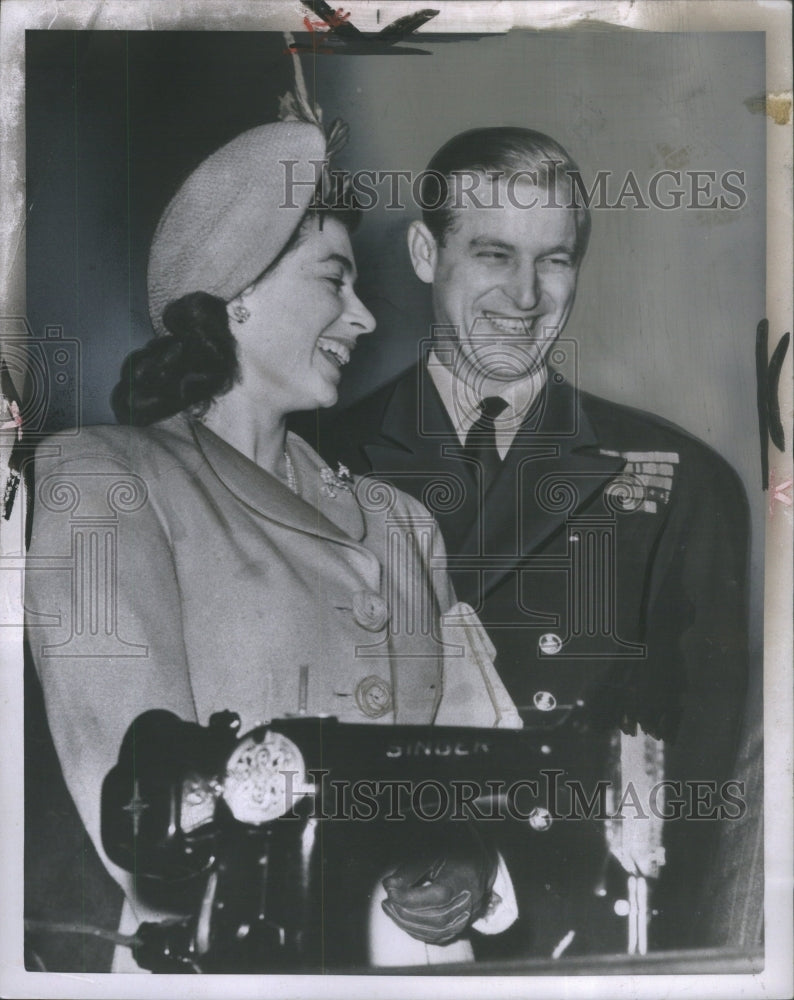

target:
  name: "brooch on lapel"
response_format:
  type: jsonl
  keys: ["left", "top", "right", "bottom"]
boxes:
{"left": 320, "top": 462, "right": 353, "bottom": 499}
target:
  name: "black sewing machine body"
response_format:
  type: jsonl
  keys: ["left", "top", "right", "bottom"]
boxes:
{"left": 101, "top": 710, "right": 642, "bottom": 971}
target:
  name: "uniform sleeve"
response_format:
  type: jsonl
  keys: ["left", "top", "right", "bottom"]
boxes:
{"left": 645, "top": 449, "right": 751, "bottom": 946}
{"left": 25, "top": 437, "right": 198, "bottom": 906}
{"left": 649, "top": 460, "right": 749, "bottom": 781}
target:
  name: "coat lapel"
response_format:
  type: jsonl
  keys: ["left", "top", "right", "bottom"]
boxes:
{"left": 362, "top": 364, "right": 482, "bottom": 551}
{"left": 191, "top": 420, "right": 366, "bottom": 545}
{"left": 362, "top": 368, "right": 626, "bottom": 598}
{"left": 459, "top": 381, "right": 626, "bottom": 568}
{"left": 363, "top": 362, "right": 457, "bottom": 467}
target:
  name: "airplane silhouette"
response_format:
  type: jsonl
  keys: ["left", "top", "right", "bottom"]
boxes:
{"left": 292, "top": 2, "right": 441, "bottom": 55}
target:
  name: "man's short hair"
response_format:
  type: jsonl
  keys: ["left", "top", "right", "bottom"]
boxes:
{"left": 419, "top": 127, "right": 591, "bottom": 260}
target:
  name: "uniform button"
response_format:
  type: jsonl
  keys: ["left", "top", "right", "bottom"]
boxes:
{"left": 528, "top": 807, "right": 553, "bottom": 831}
{"left": 354, "top": 676, "right": 393, "bottom": 718}
{"left": 539, "top": 633, "right": 563, "bottom": 655}
{"left": 352, "top": 591, "right": 389, "bottom": 631}
{"left": 533, "top": 690, "right": 557, "bottom": 712}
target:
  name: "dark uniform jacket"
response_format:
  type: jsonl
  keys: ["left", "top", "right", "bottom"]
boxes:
{"left": 314, "top": 362, "right": 751, "bottom": 958}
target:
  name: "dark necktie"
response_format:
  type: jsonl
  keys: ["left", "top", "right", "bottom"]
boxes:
{"left": 463, "top": 396, "right": 508, "bottom": 484}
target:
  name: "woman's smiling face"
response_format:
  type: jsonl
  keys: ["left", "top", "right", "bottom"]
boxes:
{"left": 228, "top": 216, "right": 375, "bottom": 414}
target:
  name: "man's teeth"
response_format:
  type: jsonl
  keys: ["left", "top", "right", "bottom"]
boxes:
{"left": 317, "top": 337, "right": 351, "bottom": 367}
{"left": 484, "top": 314, "right": 533, "bottom": 334}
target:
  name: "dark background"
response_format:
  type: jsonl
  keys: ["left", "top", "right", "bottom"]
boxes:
{"left": 25, "top": 31, "right": 296, "bottom": 424}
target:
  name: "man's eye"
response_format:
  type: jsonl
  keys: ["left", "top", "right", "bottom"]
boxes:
{"left": 324, "top": 275, "right": 345, "bottom": 290}
{"left": 543, "top": 257, "right": 573, "bottom": 268}
{"left": 476, "top": 251, "right": 508, "bottom": 261}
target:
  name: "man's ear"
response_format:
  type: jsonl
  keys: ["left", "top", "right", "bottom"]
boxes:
{"left": 407, "top": 221, "right": 438, "bottom": 284}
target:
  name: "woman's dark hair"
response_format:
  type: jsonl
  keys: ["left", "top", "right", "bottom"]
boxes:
{"left": 111, "top": 292, "right": 240, "bottom": 426}
{"left": 111, "top": 193, "right": 361, "bottom": 427}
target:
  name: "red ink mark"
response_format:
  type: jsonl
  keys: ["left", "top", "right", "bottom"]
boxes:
{"left": 304, "top": 8, "right": 351, "bottom": 31}
{"left": 299, "top": 16, "right": 336, "bottom": 53}
{"left": 297, "top": 8, "right": 351, "bottom": 52}
{"left": 769, "top": 469, "right": 792, "bottom": 514}
{"left": 330, "top": 8, "right": 352, "bottom": 27}
{"left": 773, "top": 480, "right": 793, "bottom": 506}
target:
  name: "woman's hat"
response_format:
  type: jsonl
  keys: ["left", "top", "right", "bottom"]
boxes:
{"left": 147, "top": 121, "right": 326, "bottom": 335}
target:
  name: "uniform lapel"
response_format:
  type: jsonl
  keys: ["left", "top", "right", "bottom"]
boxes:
{"left": 356, "top": 366, "right": 626, "bottom": 602}
{"left": 362, "top": 364, "right": 482, "bottom": 550}
{"left": 458, "top": 380, "right": 626, "bottom": 593}
{"left": 362, "top": 363, "right": 455, "bottom": 468}
{"left": 191, "top": 420, "right": 366, "bottom": 545}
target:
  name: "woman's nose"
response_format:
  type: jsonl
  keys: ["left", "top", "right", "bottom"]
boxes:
{"left": 347, "top": 291, "right": 377, "bottom": 336}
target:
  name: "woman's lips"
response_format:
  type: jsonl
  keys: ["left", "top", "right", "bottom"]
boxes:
{"left": 316, "top": 336, "right": 352, "bottom": 367}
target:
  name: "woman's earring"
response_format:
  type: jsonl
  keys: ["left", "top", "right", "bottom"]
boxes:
{"left": 231, "top": 304, "right": 250, "bottom": 324}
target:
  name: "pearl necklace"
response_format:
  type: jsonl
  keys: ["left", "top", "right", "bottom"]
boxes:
{"left": 284, "top": 449, "right": 299, "bottom": 495}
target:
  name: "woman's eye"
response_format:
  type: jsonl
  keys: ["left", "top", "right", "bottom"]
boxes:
{"left": 324, "top": 275, "right": 345, "bottom": 290}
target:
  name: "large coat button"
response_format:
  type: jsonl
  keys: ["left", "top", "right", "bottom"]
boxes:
{"left": 355, "top": 676, "right": 393, "bottom": 718}
{"left": 352, "top": 590, "right": 389, "bottom": 631}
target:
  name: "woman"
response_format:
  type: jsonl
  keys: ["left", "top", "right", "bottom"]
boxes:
{"left": 25, "top": 111, "right": 517, "bottom": 970}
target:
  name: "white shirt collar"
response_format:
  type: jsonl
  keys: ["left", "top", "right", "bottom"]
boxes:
{"left": 426, "top": 350, "right": 546, "bottom": 459}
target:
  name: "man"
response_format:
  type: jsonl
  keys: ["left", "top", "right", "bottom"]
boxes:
{"left": 317, "top": 128, "right": 750, "bottom": 957}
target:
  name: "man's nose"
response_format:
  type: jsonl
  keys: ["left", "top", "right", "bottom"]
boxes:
{"left": 504, "top": 262, "right": 540, "bottom": 312}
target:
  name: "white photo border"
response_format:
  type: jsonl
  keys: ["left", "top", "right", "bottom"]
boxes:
{"left": 1, "top": 2, "right": 791, "bottom": 998}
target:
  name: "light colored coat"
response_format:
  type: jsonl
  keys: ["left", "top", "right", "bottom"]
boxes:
{"left": 25, "top": 414, "right": 518, "bottom": 966}
{"left": 26, "top": 416, "right": 460, "bottom": 850}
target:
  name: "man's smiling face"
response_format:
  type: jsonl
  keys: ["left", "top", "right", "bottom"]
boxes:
{"left": 414, "top": 176, "right": 581, "bottom": 386}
